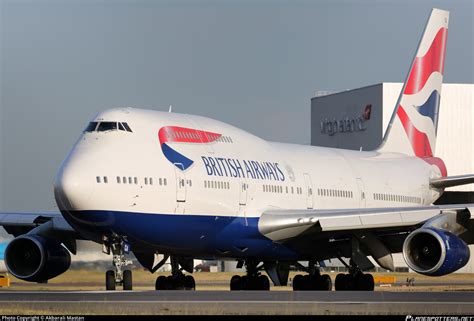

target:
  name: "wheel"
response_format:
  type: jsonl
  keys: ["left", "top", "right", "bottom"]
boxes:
{"left": 335, "top": 273, "right": 347, "bottom": 291}
{"left": 356, "top": 273, "right": 374, "bottom": 291}
{"left": 258, "top": 275, "right": 270, "bottom": 291}
{"left": 363, "top": 274, "right": 374, "bottom": 291}
{"left": 184, "top": 275, "right": 196, "bottom": 290}
{"left": 302, "top": 274, "right": 312, "bottom": 291}
{"left": 230, "top": 275, "right": 242, "bottom": 291}
{"left": 155, "top": 275, "right": 167, "bottom": 290}
{"left": 292, "top": 274, "right": 304, "bottom": 291}
{"left": 246, "top": 276, "right": 258, "bottom": 290}
{"left": 319, "top": 274, "right": 332, "bottom": 291}
{"left": 106, "top": 270, "right": 116, "bottom": 291}
{"left": 240, "top": 275, "right": 249, "bottom": 290}
{"left": 123, "top": 270, "right": 133, "bottom": 290}
{"left": 345, "top": 274, "right": 356, "bottom": 290}
{"left": 166, "top": 275, "right": 176, "bottom": 290}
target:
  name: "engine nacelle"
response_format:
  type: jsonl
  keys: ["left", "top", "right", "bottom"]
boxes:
{"left": 403, "top": 227, "right": 470, "bottom": 276}
{"left": 5, "top": 235, "right": 71, "bottom": 282}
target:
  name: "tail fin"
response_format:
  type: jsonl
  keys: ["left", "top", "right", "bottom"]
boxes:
{"left": 378, "top": 8, "right": 449, "bottom": 157}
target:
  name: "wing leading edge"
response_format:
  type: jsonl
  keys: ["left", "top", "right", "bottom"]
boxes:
{"left": 258, "top": 205, "right": 474, "bottom": 242}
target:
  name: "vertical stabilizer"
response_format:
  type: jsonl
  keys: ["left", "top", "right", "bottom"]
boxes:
{"left": 378, "top": 8, "right": 449, "bottom": 157}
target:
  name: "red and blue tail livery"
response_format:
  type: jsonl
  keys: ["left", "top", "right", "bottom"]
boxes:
{"left": 380, "top": 8, "right": 449, "bottom": 161}
{"left": 158, "top": 126, "right": 222, "bottom": 170}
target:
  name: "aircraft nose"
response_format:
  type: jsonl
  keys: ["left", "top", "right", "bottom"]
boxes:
{"left": 54, "top": 158, "right": 94, "bottom": 211}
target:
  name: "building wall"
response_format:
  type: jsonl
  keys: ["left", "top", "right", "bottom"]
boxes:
{"left": 310, "top": 84, "right": 383, "bottom": 150}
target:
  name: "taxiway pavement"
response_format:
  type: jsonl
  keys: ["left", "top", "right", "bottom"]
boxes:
{"left": 0, "top": 290, "right": 472, "bottom": 315}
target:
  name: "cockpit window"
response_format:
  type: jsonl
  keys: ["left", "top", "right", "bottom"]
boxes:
{"left": 84, "top": 121, "right": 132, "bottom": 133}
{"left": 84, "top": 122, "right": 98, "bottom": 132}
{"left": 97, "top": 122, "right": 117, "bottom": 132}
{"left": 122, "top": 122, "right": 133, "bottom": 132}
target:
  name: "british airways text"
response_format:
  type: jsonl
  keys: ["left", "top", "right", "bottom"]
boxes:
{"left": 201, "top": 156, "right": 285, "bottom": 181}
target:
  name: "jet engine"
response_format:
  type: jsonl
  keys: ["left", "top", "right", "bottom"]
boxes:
{"left": 5, "top": 234, "right": 71, "bottom": 282}
{"left": 402, "top": 227, "right": 470, "bottom": 276}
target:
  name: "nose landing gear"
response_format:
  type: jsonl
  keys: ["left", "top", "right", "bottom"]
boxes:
{"left": 104, "top": 236, "right": 133, "bottom": 291}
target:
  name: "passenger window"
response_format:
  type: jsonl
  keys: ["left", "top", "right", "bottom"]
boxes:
{"left": 123, "top": 176, "right": 127, "bottom": 184}
{"left": 97, "top": 122, "right": 118, "bottom": 132}
{"left": 134, "top": 177, "right": 138, "bottom": 185}
{"left": 128, "top": 177, "right": 132, "bottom": 184}
{"left": 96, "top": 176, "right": 101, "bottom": 183}
{"left": 145, "top": 178, "right": 148, "bottom": 185}
{"left": 84, "top": 122, "right": 98, "bottom": 132}
{"left": 150, "top": 178, "right": 153, "bottom": 185}
{"left": 164, "top": 178, "right": 167, "bottom": 185}
{"left": 159, "top": 178, "right": 163, "bottom": 186}
{"left": 104, "top": 176, "right": 108, "bottom": 184}
{"left": 118, "top": 123, "right": 126, "bottom": 131}
{"left": 117, "top": 176, "right": 121, "bottom": 184}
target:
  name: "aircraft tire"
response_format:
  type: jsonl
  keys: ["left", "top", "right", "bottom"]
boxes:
{"left": 319, "top": 274, "right": 332, "bottom": 291}
{"left": 292, "top": 274, "right": 304, "bottom": 291}
{"left": 356, "top": 273, "right": 374, "bottom": 291}
{"left": 230, "top": 275, "right": 242, "bottom": 290}
{"left": 123, "top": 270, "right": 133, "bottom": 291}
{"left": 335, "top": 273, "right": 348, "bottom": 291}
{"left": 105, "top": 270, "right": 116, "bottom": 291}
{"left": 258, "top": 275, "right": 270, "bottom": 291}
{"left": 155, "top": 276, "right": 167, "bottom": 290}
{"left": 184, "top": 275, "right": 196, "bottom": 290}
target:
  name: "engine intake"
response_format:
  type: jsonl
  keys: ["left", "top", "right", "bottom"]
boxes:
{"left": 5, "top": 235, "right": 71, "bottom": 282}
{"left": 403, "top": 227, "right": 470, "bottom": 276}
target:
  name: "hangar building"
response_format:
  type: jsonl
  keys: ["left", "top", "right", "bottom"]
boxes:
{"left": 311, "top": 82, "right": 474, "bottom": 273}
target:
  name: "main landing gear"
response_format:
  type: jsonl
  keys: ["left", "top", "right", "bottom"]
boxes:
{"left": 292, "top": 261, "right": 332, "bottom": 291}
{"left": 104, "top": 236, "right": 133, "bottom": 291}
{"left": 230, "top": 260, "right": 270, "bottom": 290}
{"left": 334, "top": 259, "right": 374, "bottom": 291}
{"left": 155, "top": 257, "right": 196, "bottom": 290}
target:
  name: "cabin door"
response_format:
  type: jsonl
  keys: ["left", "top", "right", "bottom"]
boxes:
{"left": 174, "top": 163, "right": 186, "bottom": 203}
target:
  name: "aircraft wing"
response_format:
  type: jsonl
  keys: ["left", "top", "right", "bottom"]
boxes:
{"left": 0, "top": 212, "right": 81, "bottom": 253}
{"left": 259, "top": 205, "right": 474, "bottom": 242}
{"left": 259, "top": 205, "right": 474, "bottom": 270}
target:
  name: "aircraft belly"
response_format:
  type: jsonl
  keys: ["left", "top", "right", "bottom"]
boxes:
{"left": 67, "top": 210, "right": 299, "bottom": 260}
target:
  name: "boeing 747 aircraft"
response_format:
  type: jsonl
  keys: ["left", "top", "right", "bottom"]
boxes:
{"left": 1, "top": 8, "right": 473, "bottom": 291}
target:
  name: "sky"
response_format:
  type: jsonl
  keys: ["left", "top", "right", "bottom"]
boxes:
{"left": 0, "top": 0, "right": 473, "bottom": 214}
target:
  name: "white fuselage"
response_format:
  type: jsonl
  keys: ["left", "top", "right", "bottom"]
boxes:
{"left": 53, "top": 108, "right": 443, "bottom": 259}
